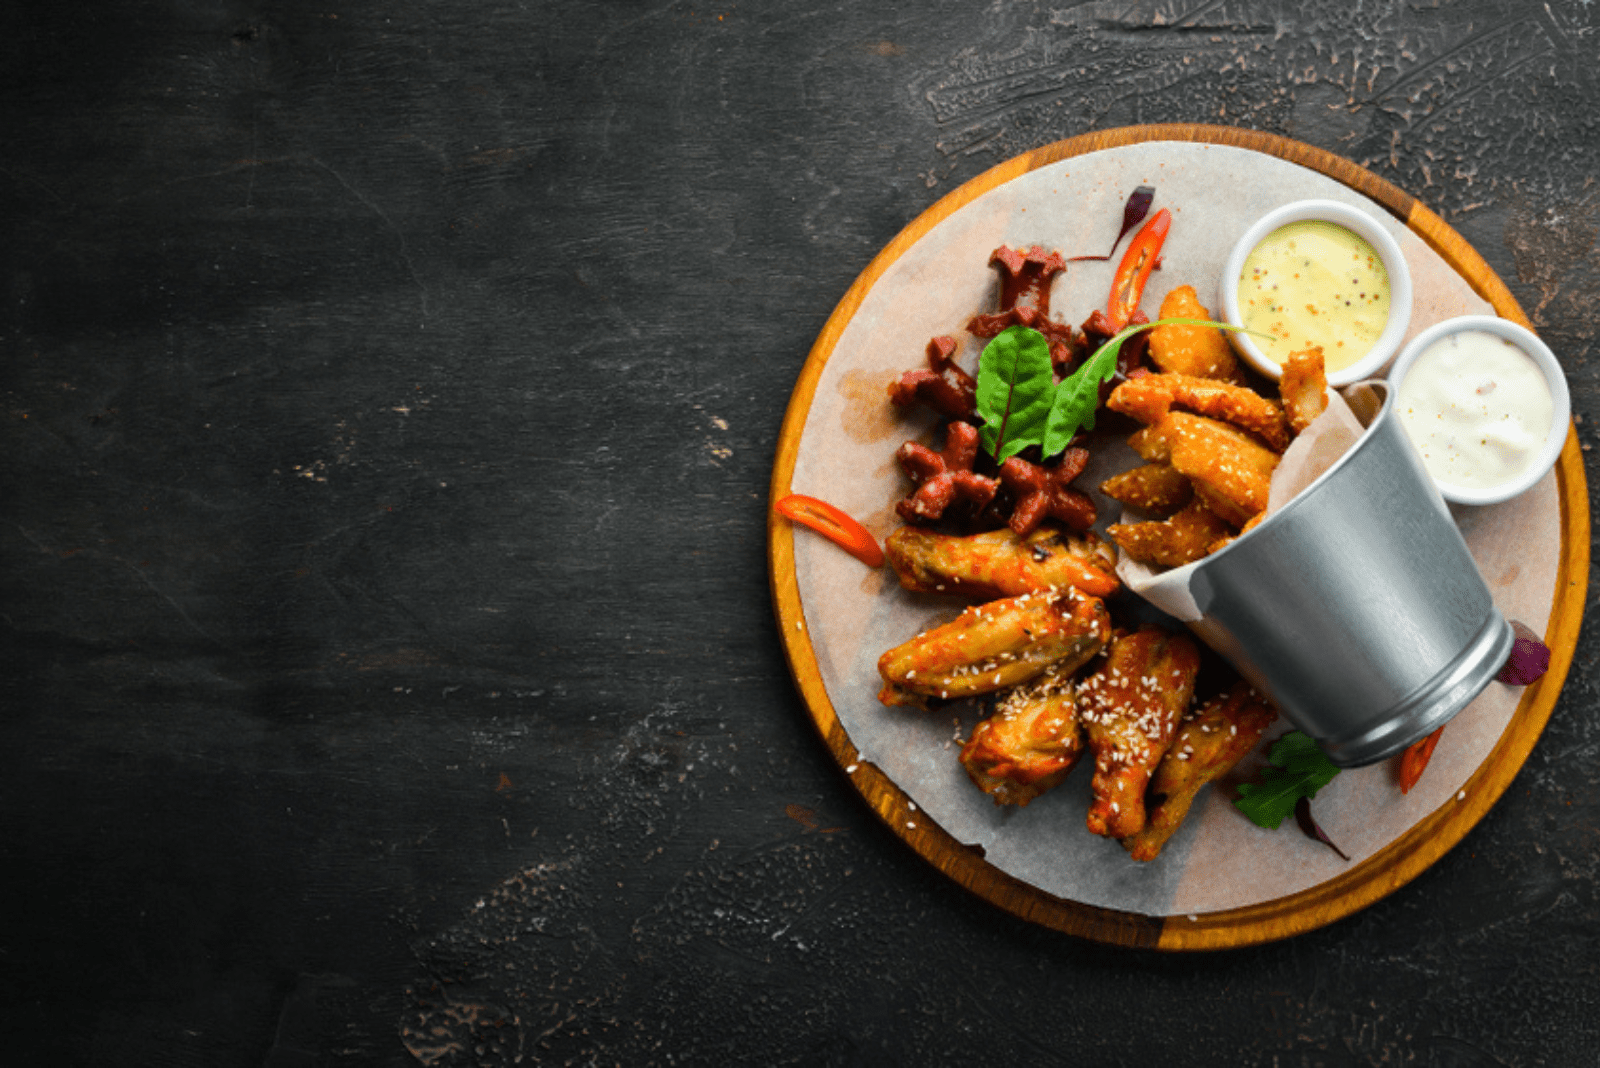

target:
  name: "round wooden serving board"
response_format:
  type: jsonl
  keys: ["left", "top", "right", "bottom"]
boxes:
{"left": 768, "top": 124, "right": 1589, "bottom": 950}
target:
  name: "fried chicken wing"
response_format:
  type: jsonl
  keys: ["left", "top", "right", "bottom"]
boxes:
{"left": 1279, "top": 345, "right": 1329, "bottom": 436}
{"left": 885, "top": 524, "right": 1119, "bottom": 601}
{"left": 1107, "top": 498, "right": 1235, "bottom": 567}
{"left": 1078, "top": 626, "right": 1201, "bottom": 838}
{"left": 1099, "top": 462, "right": 1193, "bottom": 516}
{"left": 1138, "top": 412, "right": 1280, "bottom": 527}
{"left": 877, "top": 590, "right": 1110, "bottom": 709}
{"left": 1121, "top": 682, "right": 1278, "bottom": 861}
{"left": 1147, "top": 285, "right": 1246, "bottom": 383}
{"left": 959, "top": 661, "right": 1084, "bottom": 807}
{"left": 1108, "top": 372, "right": 1290, "bottom": 451}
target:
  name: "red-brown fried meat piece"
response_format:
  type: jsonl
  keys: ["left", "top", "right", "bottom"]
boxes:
{"left": 888, "top": 335, "right": 977, "bottom": 423}
{"left": 960, "top": 661, "right": 1084, "bottom": 807}
{"left": 895, "top": 421, "right": 998, "bottom": 523}
{"left": 1078, "top": 626, "right": 1201, "bottom": 838}
{"left": 885, "top": 524, "right": 1119, "bottom": 601}
{"left": 998, "top": 450, "right": 1097, "bottom": 536}
{"left": 1121, "top": 682, "right": 1278, "bottom": 861}
{"left": 877, "top": 590, "right": 1110, "bottom": 710}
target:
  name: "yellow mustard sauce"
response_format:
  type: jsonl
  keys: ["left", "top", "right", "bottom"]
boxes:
{"left": 1238, "top": 220, "right": 1391, "bottom": 372}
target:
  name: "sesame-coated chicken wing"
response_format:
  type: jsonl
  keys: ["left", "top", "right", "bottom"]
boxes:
{"left": 877, "top": 589, "right": 1110, "bottom": 710}
{"left": 1147, "top": 285, "right": 1247, "bottom": 383}
{"left": 1121, "top": 682, "right": 1278, "bottom": 861}
{"left": 1130, "top": 412, "right": 1280, "bottom": 527}
{"left": 884, "top": 523, "right": 1119, "bottom": 601}
{"left": 959, "top": 661, "right": 1084, "bottom": 807}
{"left": 1099, "top": 462, "right": 1194, "bottom": 517}
{"left": 1078, "top": 626, "right": 1201, "bottom": 839}
{"left": 1279, "top": 345, "right": 1329, "bottom": 437}
{"left": 1107, "top": 497, "right": 1235, "bottom": 568}
{"left": 1108, "top": 372, "right": 1290, "bottom": 451}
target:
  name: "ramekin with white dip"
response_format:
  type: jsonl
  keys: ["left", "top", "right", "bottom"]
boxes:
{"left": 1220, "top": 199, "right": 1413, "bottom": 388}
{"left": 1388, "top": 315, "right": 1570, "bottom": 505}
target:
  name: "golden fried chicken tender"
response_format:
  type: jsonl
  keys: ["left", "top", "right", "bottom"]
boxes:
{"left": 1279, "top": 345, "right": 1329, "bottom": 436}
{"left": 884, "top": 523, "right": 1119, "bottom": 602}
{"left": 1107, "top": 498, "right": 1235, "bottom": 568}
{"left": 1121, "top": 682, "right": 1278, "bottom": 861}
{"left": 1099, "top": 463, "right": 1193, "bottom": 516}
{"left": 1147, "top": 285, "right": 1246, "bottom": 383}
{"left": 877, "top": 589, "right": 1110, "bottom": 710}
{"left": 960, "top": 661, "right": 1084, "bottom": 807}
{"left": 1078, "top": 626, "right": 1201, "bottom": 839}
{"left": 1108, "top": 373, "right": 1290, "bottom": 451}
{"left": 1135, "top": 412, "right": 1280, "bottom": 527}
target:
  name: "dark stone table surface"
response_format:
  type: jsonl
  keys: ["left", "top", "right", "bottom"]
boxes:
{"left": 5, "top": 2, "right": 1599, "bottom": 1065}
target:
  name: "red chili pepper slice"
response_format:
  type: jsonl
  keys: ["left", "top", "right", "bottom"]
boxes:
{"left": 1105, "top": 208, "right": 1172, "bottom": 331}
{"left": 775, "top": 493, "right": 884, "bottom": 568}
{"left": 1397, "top": 725, "right": 1444, "bottom": 794}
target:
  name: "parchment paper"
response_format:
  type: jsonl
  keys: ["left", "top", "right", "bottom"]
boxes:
{"left": 786, "top": 141, "right": 1559, "bottom": 916}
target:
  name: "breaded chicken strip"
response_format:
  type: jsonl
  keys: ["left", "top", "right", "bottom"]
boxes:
{"left": 1100, "top": 462, "right": 1193, "bottom": 517}
{"left": 1129, "top": 412, "right": 1280, "bottom": 527}
{"left": 877, "top": 589, "right": 1110, "bottom": 709}
{"left": 1108, "top": 373, "right": 1290, "bottom": 451}
{"left": 1107, "top": 498, "right": 1235, "bottom": 568}
{"left": 1147, "top": 285, "right": 1246, "bottom": 383}
{"left": 1078, "top": 626, "right": 1201, "bottom": 839}
{"left": 885, "top": 524, "right": 1119, "bottom": 601}
{"left": 1121, "top": 682, "right": 1278, "bottom": 861}
{"left": 960, "top": 661, "right": 1084, "bottom": 807}
{"left": 1279, "top": 345, "right": 1329, "bottom": 436}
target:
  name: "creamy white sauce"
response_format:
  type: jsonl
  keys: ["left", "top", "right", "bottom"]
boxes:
{"left": 1397, "top": 329, "right": 1554, "bottom": 490}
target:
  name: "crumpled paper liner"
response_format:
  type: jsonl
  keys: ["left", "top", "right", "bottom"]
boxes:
{"left": 787, "top": 141, "right": 1559, "bottom": 916}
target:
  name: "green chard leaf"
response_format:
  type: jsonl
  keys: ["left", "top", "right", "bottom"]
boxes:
{"left": 1233, "top": 731, "right": 1341, "bottom": 830}
{"left": 975, "top": 325, "right": 1056, "bottom": 464}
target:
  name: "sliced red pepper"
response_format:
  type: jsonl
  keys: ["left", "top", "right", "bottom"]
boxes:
{"left": 1105, "top": 208, "right": 1171, "bottom": 332}
{"left": 775, "top": 493, "right": 884, "bottom": 568}
{"left": 1397, "top": 726, "right": 1444, "bottom": 794}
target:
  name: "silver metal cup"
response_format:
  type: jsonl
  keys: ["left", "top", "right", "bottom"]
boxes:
{"left": 1134, "top": 381, "right": 1512, "bottom": 767}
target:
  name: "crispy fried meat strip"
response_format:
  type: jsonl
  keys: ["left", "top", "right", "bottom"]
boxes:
{"left": 1121, "top": 682, "right": 1278, "bottom": 861}
{"left": 998, "top": 451, "right": 1097, "bottom": 536}
{"left": 1107, "top": 498, "right": 1235, "bottom": 568}
{"left": 1100, "top": 462, "right": 1193, "bottom": 516}
{"left": 885, "top": 523, "right": 1119, "bottom": 601}
{"left": 895, "top": 421, "right": 999, "bottom": 523}
{"left": 1108, "top": 372, "right": 1290, "bottom": 451}
{"left": 1279, "top": 345, "right": 1329, "bottom": 436}
{"left": 1132, "top": 412, "right": 1280, "bottom": 527}
{"left": 888, "top": 336, "right": 977, "bottom": 423}
{"left": 1147, "top": 285, "right": 1246, "bottom": 383}
{"left": 960, "top": 661, "right": 1085, "bottom": 807}
{"left": 1078, "top": 626, "right": 1202, "bottom": 839}
{"left": 876, "top": 589, "right": 1109, "bottom": 710}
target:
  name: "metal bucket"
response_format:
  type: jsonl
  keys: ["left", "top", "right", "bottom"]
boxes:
{"left": 1131, "top": 381, "right": 1513, "bottom": 767}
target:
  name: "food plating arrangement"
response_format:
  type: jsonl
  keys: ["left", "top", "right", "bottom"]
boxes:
{"left": 778, "top": 182, "right": 1563, "bottom": 868}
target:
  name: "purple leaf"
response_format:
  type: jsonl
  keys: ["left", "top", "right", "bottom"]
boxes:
{"left": 1496, "top": 619, "right": 1551, "bottom": 686}
{"left": 1294, "top": 797, "right": 1350, "bottom": 861}
{"left": 1069, "top": 185, "right": 1155, "bottom": 262}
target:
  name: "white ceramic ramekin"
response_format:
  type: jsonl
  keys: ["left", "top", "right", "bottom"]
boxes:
{"left": 1387, "top": 315, "right": 1570, "bottom": 505}
{"left": 1219, "top": 199, "right": 1413, "bottom": 388}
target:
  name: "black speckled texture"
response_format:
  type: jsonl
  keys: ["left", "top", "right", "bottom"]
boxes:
{"left": 3, "top": 1, "right": 1598, "bottom": 1064}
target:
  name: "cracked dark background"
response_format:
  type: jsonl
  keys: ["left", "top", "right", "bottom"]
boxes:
{"left": 3, "top": 1, "right": 1599, "bottom": 1065}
